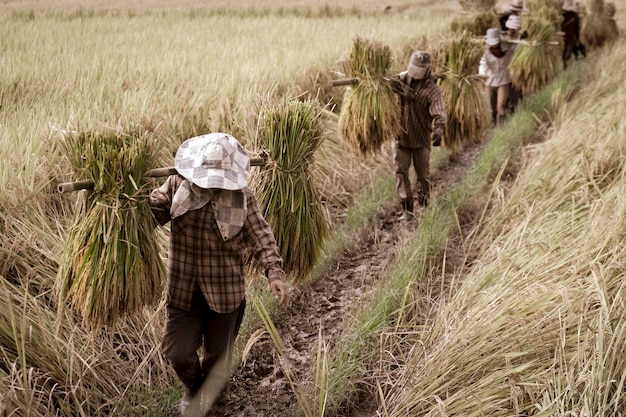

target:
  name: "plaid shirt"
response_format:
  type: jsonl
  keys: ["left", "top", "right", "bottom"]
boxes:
{"left": 394, "top": 72, "right": 447, "bottom": 149}
{"left": 149, "top": 175, "right": 285, "bottom": 313}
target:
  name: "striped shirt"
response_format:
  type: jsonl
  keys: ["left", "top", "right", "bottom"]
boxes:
{"left": 149, "top": 175, "right": 285, "bottom": 313}
{"left": 394, "top": 72, "right": 447, "bottom": 149}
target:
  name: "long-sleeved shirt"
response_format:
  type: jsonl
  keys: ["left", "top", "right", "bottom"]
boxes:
{"left": 479, "top": 42, "right": 517, "bottom": 87}
{"left": 393, "top": 71, "right": 447, "bottom": 149}
{"left": 149, "top": 175, "right": 285, "bottom": 313}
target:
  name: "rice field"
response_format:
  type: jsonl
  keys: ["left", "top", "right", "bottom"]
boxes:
{"left": 1, "top": 0, "right": 625, "bottom": 415}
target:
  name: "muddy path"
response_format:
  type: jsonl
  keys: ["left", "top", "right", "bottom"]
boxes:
{"left": 205, "top": 141, "right": 485, "bottom": 417}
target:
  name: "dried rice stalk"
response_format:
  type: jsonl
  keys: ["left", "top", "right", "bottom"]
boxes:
{"left": 256, "top": 97, "right": 330, "bottom": 283}
{"left": 56, "top": 129, "right": 165, "bottom": 329}
{"left": 431, "top": 31, "right": 491, "bottom": 151}
{"left": 581, "top": 0, "right": 619, "bottom": 48}
{"left": 338, "top": 36, "right": 400, "bottom": 157}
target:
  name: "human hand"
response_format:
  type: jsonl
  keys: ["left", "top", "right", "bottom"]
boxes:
{"left": 270, "top": 280, "right": 289, "bottom": 306}
{"left": 432, "top": 133, "right": 442, "bottom": 147}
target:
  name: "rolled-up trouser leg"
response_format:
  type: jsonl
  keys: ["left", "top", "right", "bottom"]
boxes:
{"left": 413, "top": 147, "right": 431, "bottom": 206}
{"left": 394, "top": 144, "right": 412, "bottom": 202}
{"left": 496, "top": 84, "right": 509, "bottom": 120}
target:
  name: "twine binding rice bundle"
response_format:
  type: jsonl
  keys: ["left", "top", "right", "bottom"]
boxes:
{"left": 509, "top": 8, "right": 561, "bottom": 94}
{"left": 256, "top": 97, "right": 330, "bottom": 283}
{"left": 56, "top": 129, "right": 166, "bottom": 329}
{"left": 431, "top": 31, "right": 491, "bottom": 151}
{"left": 338, "top": 36, "right": 400, "bottom": 157}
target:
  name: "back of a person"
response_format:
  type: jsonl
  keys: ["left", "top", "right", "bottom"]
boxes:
{"left": 561, "top": 10, "right": 580, "bottom": 44}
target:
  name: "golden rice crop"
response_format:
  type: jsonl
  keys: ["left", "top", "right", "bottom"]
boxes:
{"left": 449, "top": 10, "right": 499, "bottom": 36}
{"left": 256, "top": 97, "right": 330, "bottom": 283}
{"left": 459, "top": 0, "right": 497, "bottom": 12}
{"left": 509, "top": 12, "right": 561, "bottom": 94}
{"left": 338, "top": 36, "right": 400, "bottom": 157}
{"left": 431, "top": 31, "right": 491, "bottom": 151}
{"left": 55, "top": 129, "right": 166, "bottom": 329}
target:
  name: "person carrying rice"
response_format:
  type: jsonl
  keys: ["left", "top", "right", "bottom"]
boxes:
{"left": 501, "top": 14, "right": 527, "bottom": 113}
{"left": 389, "top": 51, "right": 447, "bottom": 220}
{"left": 479, "top": 28, "right": 518, "bottom": 126}
{"left": 499, "top": 0, "right": 525, "bottom": 31}
{"left": 148, "top": 133, "right": 289, "bottom": 416}
{"left": 561, "top": 0, "right": 586, "bottom": 69}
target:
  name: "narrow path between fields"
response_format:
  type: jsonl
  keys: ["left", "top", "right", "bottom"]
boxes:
{"left": 204, "top": 139, "right": 486, "bottom": 417}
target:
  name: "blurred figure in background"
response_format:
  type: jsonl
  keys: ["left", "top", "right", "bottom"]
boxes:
{"left": 499, "top": 0, "right": 525, "bottom": 31}
{"left": 479, "top": 28, "right": 518, "bottom": 126}
{"left": 501, "top": 14, "right": 526, "bottom": 114}
{"left": 561, "top": 0, "right": 585, "bottom": 69}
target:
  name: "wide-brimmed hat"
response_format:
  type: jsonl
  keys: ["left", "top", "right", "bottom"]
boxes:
{"left": 510, "top": 0, "right": 524, "bottom": 12}
{"left": 485, "top": 28, "right": 501, "bottom": 46}
{"left": 562, "top": 0, "right": 578, "bottom": 11}
{"left": 407, "top": 51, "right": 431, "bottom": 79}
{"left": 174, "top": 133, "right": 250, "bottom": 190}
{"left": 506, "top": 14, "right": 522, "bottom": 30}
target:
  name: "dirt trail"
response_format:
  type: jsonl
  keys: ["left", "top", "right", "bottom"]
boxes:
{"left": 205, "top": 141, "right": 485, "bottom": 417}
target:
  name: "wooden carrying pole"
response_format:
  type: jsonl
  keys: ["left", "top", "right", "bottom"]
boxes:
{"left": 57, "top": 157, "right": 266, "bottom": 193}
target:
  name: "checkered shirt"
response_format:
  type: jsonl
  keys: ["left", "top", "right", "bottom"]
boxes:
{"left": 395, "top": 72, "right": 447, "bottom": 149}
{"left": 149, "top": 175, "right": 285, "bottom": 313}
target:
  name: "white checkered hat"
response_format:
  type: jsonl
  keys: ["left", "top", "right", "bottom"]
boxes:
{"left": 174, "top": 133, "right": 250, "bottom": 190}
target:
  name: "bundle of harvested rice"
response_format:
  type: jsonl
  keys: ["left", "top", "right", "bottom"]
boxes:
{"left": 450, "top": 10, "right": 499, "bottom": 36}
{"left": 56, "top": 129, "right": 165, "bottom": 329}
{"left": 603, "top": 2, "right": 619, "bottom": 40}
{"left": 509, "top": 10, "right": 561, "bottom": 94}
{"left": 338, "top": 36, "right": 400, "bottom": 157}
{"left": 256, "top": 97, "right": 330, "bottom": 283}
{"left": 581, "top": 0, "right": 618, "bottom": 48}
{"left": 431, "top": 31, "right": 491, "bottom": 151}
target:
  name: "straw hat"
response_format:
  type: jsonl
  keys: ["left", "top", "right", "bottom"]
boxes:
{"left": 407, "top": 51, "right": 431, "bottom": 80}
{"left": 562, "top": 0, "right": 578, "bottom": 11}
{"left": 485, "top": 28, "right": 501, "bottom": 46}
{"left": 509, "top": 0, "right": 524, "bottom": 12}
{"left": 174, "top": 133, "right": 250, "bottom": 190}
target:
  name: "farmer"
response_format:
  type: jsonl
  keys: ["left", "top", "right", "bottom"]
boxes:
{"left": 148, "top": 133, "right": 289, "bottom": 416}
{"left": 501, "top": 14, "right": 527, "bottom": 113}
{"left": 498, "top": 0, "right": 525, "bottom": 32}
{"left": 560, "top": 0, "right": 585, "bottom": 69}
{"left": 479, "top": 28, "right": 518, "bottom": 126}
{"left": 389, "top": 51, "right": 447, "bottom": 219}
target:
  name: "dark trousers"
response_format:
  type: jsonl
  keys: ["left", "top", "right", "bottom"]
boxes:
{"left": 162, "top": 290, "right": 246, "bottom": 394}
{"left": 394, "top": 144, "right": 431, "bottom": 208}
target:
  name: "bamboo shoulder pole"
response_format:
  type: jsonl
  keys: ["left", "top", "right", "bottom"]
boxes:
{"left": 58, "top": 157, "right": 266, "bottom": 194}
{"left": 329, "top": 78, "right": 359, "bottom": 87}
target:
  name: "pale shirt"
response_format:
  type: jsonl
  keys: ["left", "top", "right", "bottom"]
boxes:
{"left": 479, "top": 42, "right": 518, "bottom": 87}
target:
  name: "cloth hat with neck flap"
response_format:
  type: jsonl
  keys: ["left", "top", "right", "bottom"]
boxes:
{"left": 509, "top": 0, "right": 524, "bottom": 12}
{"left": 174, "top": 133, "right": 250, "bottom": 190}
{"left": 407, "top": 51, "right": 431, "bottom": 80}
{"left": 171, "top": 133, "right": 251, "bottom": 241}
